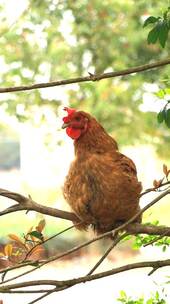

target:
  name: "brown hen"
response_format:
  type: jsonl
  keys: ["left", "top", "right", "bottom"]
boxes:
{"left": 62, "top": 107, "right": 142, "bottom": 234}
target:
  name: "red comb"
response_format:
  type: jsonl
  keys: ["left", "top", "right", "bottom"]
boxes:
{"left": 63, "top": 107, "right": 76, "bottom": 123}
{"left": 64, "top": 107, "right": 76, "bottom": 116}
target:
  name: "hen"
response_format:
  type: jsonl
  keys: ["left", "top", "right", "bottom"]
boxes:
{"left": 62, "top": 107, "right": 142, "bottom": 234}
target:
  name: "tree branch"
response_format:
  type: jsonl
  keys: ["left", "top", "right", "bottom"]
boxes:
{"left": 0, "top": 188, "right": 78, "bottom": 222}
{"left": 0, "top": 58, "right": 169, "bottom": 93}
{"left": 1, "top": 258, "right": 170, "bottom": 293}
{"left": 0, "top": 186, "right": 169, "bottom": 223}
{"left": 140, "top": 181, "right": 170, "bottom": 197}
{"left": 1, "top": 222, "right": 170, "bottom": 285}
{"left": 0, "top": 186, "right": 169, "bottom": 286}
{"left": 87, "top": 232, "right": 129, "bottom": 275}
{"left": 125, "top": 223, "right": 170, "bottom": 236}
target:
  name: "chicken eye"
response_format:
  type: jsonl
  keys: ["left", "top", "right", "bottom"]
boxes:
{"left": 75, "top": 116, "right": 81, "bottom": 121}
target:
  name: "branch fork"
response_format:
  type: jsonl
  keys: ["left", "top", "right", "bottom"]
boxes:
{"left": 0, "top": 184, "right": 169, "bottom": 304}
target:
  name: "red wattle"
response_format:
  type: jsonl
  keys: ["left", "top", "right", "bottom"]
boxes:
{"left": 63, "top": 108, "right": 76, "bottom": 123}
{"left": 66, "top": 127, "right": 81, "bottom": 140}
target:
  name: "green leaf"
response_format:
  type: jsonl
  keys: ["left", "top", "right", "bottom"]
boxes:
{"left": 120, "top": 290, "right": 127, "bottom": 299}
{"left": 147, "top": 20, "right": 169, "bottom": 47}
{"left": 165, "top": 108, "right": 170, "bottom": 128}
{"left": 155, "top": 89, "right": 165, "bottom": 99}
{"left": 143, "top": 16, "right": 159, "bottom": 27}
{"left": 165, "top": 88, "right": 170, "bottom": 95}
{"left": 157, "top": 110, "right": 165, "bottom": 123}
{"left": 158, "top": 21, "right": 169, "bottom": 48}
{"left": 31, "top": 261, "right": 40, "bottom": 267}
{"left": 28, "top": 231, "right": 43, "bottom": 241}
{"left": 155, "top": 291, "right": 159, "bottom": 300}
{"left": 147, "top": 25, "right": 159, "bottom": 44}
{"left": 146, "top": 299, "right": 153, "bottom": 304}
{"left": 162, "top": 245, "right": 167, "bottom": 252}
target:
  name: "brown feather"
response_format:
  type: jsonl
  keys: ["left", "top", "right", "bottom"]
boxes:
{"left": 63, "top": 111, "right": 142, "bottom": 234}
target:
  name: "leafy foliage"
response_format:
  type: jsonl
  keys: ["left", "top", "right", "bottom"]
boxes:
{"left": 128, "top": 5, "right": 170, "bottom": 152}
{"left": 155, "top": 88, "right": 170, "bottom": 128}
{"left": 117, "top": 290, "right": 167, "bottom": 304}
{"left": 144, "top": 7, "right": 170, "bottom": 48}
{"left": 0, "top": 1, "right": 170, "bottom": 155}
{"left": 0, "top": 219, "right": 46, "bottom": 267}
{"left": 133, "top": 233, "right": 170, "bottom": 252}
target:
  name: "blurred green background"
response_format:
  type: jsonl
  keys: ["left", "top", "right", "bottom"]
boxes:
{"left": 0, "top": 0, "right": 169, "bottom": 239}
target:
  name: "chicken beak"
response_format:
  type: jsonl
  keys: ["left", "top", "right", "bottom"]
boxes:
{"left": 62, "top": 122, "right": 70, "bottom": 129}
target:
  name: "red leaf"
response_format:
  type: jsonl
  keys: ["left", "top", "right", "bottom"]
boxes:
{"left": 36, "top": 219, "right": 46, "bottom": 233}
{"left": 153, "top": 179, "right": 162, "bottom": 188}
{"left": 8, "top": 234, "right": 24, "bottom": 246}
{"left": 163, "top": 164, "right": 168, "bottom": 177}
{"left": 4, "top": 244, "right": 13, "bottom": 257}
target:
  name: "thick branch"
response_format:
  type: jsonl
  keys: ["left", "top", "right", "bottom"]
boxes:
{"left": 0, "top": 58, "right": 169, "bottom": 93}
{"left": 0, "top": 185, "right": 169, "bottom": 279}
{"left": 0, "top": 185, "right": 169, "bottom": 278}
{"left": 1, "top": 258, "right": 170, "bottom": 293}
{"left": 0, "top": 187, "right": 169, "bottom": 224}
{"left": 0, "top": 188, "right": 78, "bottom": 222}
{"left": 126, "top": 223, "right": 170, "bottom": 236}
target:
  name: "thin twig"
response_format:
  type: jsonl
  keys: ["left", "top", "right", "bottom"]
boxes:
{"left": 0, "top": 58, "right": 169, "bottom": 93}
{"left": 0, "top": 289, "right": 52, "bottom": 293}
{"left": 23, "top": 223, "right": 79, "bottom": 261}
{"left": 144, "top": 232, "right": 168, "bottom": 247}
{"left": 26, "top": 289, "right": 56, "bottom": 304}
{"left": 148, "top": 267, "right": 159, "bottom": 276}
{"left": 140, "top": 182, "right": 170, "bottom": 197}
{"left": 0, "top": 189, "right": 169, "bottom": 285}
{"left": 0, "top": 224, "right": 169, "bottom": 284}
{"left": 0, "top": 224, "right": 79, "bottom": 284}
{"left": 87, "top": 232, "right": 129, "bottom": 275}
{"left": 2, "top": 223, "right": 170, "bottom": 286}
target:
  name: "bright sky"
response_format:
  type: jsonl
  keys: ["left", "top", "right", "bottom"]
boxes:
{"left": 0, "top": 0, "right": 28, "bottom": 25}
